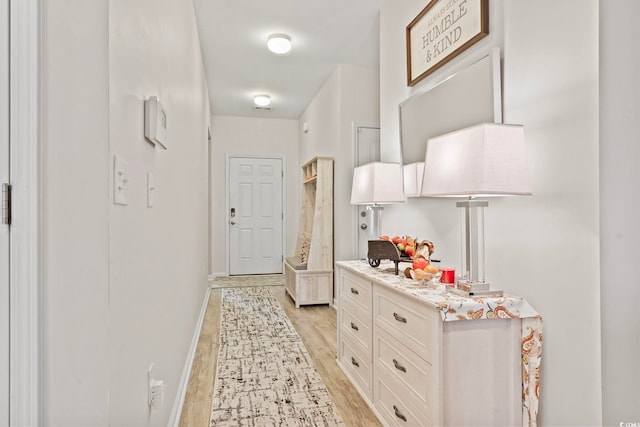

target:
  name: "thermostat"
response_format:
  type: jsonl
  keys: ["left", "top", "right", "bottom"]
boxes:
{"left": 144, "top": 96, "right": 167, "bottom": 149}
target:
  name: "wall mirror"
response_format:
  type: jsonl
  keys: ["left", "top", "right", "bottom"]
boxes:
{"left": 399, "top": 48, "right": 503, "bottom": 165}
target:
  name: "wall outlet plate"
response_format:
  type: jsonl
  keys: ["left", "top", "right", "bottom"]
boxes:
{"left": 113, "top": 155, "right": 128, "bottom": 206}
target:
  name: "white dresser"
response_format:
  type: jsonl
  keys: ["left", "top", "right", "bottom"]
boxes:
{"left": 336, "top": 260, "right": 543, "bottom": 427}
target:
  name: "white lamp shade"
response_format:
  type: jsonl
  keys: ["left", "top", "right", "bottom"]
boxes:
{"left": 421, "top": 123, "right": 532, "bottom": 197}
{"left": 403, "top": 162, "right": 425, "bottom": 197}
{"left": 350, "top": 162, "right": 406, "bottom": 205}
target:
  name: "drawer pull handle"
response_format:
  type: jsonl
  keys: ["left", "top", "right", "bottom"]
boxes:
{"left": 393, "top": 405, "right": 407, "bottom": 422}
{"left": 393, "top": 312, "right": 407, "bottom": 323}
{"left": 350, "top": 287, "right": 359, "bottom": 295}
{"left": 392, "top": 359, "right": 407, "bottom": 373}
{"left": 350, "top": 322, "right": 359, "bottom": 331}
{"left": 351, "top": 357, "right": 360, "bottom": 367}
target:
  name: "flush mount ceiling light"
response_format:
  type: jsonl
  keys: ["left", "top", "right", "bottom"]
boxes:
{"left": 267, "top": 33, "right": 292, "bottom": 55}
{"left": 253, "top": 94, "right": 271, "bottom": 107}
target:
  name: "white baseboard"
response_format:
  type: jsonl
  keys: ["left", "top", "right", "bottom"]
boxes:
{"left": 208, "top": 272, "right": 225, "bottom": 282}
{"left": 167, "top": 286, "right": 211, "bottom": 426}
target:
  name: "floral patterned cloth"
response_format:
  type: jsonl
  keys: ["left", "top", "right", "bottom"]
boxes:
{"left": 336, "top": 260, "right": 543, "bottom": 427}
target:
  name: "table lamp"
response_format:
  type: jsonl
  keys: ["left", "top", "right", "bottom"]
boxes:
{"left": 403, "top": 162, "right": 425, "bottom": 198}
{"left": 421, "top": 123, "right": 532, "bottom": 295}
{"left": 350, "top": 162, "right": 406, "bottom": 241}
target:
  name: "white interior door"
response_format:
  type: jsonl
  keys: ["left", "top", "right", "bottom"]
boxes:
{"left": 0, "top": 0, "right": 10, "bottom": 422}
{"left": 228, "top": 157, "right": 283, "bottom": 275}
{"left": 355, "top": 126, "right": 380, "bottom": 260}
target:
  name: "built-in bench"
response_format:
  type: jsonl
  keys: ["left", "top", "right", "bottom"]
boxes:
{"left": 285, "top": 256, "right": 307, "bottom": 271}
{"left": 284, "top": 258, "right": 332, "bottom": 308}
{"left": 284, "top": 157, "right": 333, "bottom": 308}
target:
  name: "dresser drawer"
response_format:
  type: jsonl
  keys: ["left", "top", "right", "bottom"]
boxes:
{"left": 373, "top": 368, "right": 432, "bottom": 427}
{"left": 374, "top": 326, "right": 436, "bottom": 414}
{"left": 340, "top": 297, "right": 372, "bottom": 353}
{"left": 339, "top": 268, "right": 372, "bottom": 313}
{"left": 373, "top": 284, "right": 440, "bottom": 362}
{"left": 338, "top": 335, "right": 372, "bottom": 400}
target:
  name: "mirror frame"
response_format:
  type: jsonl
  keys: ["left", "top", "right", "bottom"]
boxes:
{"left": 398, "top": 47, "right": 503, "bottom": 166}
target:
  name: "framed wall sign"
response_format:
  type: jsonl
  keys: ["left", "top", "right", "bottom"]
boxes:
{"left": 144, "top": 96, "right": 168, "bottom": 149}
{"left": 406, "top": 0, "right": 489, "bottom": 87}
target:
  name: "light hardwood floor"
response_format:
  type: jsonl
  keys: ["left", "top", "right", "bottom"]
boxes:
{"left": 178, "top": 285, "right": 381, "bottom": 427}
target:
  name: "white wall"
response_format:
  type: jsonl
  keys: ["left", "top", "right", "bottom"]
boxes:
{"left": 600, "top": 0, "right": 640, "bottom": 424}
{"left": 503, "top": 2, "right": 600, "bottom": 424}
{"left": 42, "top": 1, "right": 110, "bottom": 423}
{"left": 210, "top": 115, "right": 299, "bottom": 274}
{"left": 108, "top": 0, "right": 211, "bottom": 424}
{"left": 380, "top": 1, "right": 601, "bottom": 425}
{"left": 339, "top": 66, "right": 381, "bottom": 260}
{"left": 298, "top": 69, "right": 341, "bottom": 164}
{"left": 42, "top": 0, "right": 211, "bottom": 424}
{"left": 299, "top": 64, "right": 380, "bottom": 262}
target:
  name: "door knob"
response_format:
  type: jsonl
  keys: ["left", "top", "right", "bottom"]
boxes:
{"left": 360, "top": 223, "right": 368, "bottom": 230}
{"left": 230, "top": 221, "right": 236, "bottom": 225}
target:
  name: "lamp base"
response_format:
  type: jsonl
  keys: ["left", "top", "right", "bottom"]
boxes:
{"left": 455, "top": 280, "right": 503, "bottom": 297}
{"left": 366, "top": 204, "right": 384, "bottom": 241}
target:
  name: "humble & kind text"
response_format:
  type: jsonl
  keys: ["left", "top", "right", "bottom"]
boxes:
{"left": 421, "top": 0, "right": 468, "bottom": 63}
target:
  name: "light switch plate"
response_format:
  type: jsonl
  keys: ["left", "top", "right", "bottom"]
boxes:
{"left": 147, "top": 172, "right": 154, "bottom": 207}
{"left": 114, "top": 155, "right": 128, "bottom": 206}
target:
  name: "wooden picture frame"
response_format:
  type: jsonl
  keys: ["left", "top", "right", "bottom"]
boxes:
{"left": 406, "top": 0, "right": 489, "bottom": 87}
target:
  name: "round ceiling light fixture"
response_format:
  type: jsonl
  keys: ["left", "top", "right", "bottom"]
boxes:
{"left": 267, "top": 33, "right": 292, "bottom": 55}
{"left": 253, "top": 94, "right": 271, "bottom": 107}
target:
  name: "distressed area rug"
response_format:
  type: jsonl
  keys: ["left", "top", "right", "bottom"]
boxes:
{"left": 210, "top": 274, "right": 284, "bottom": 289}
{"left": 210, "top": 287, "right": 344, "bottom": 426}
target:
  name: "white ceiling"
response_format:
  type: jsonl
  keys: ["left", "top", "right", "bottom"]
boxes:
{"left": 193, "top": 0, "right": 384, "bottom": 119}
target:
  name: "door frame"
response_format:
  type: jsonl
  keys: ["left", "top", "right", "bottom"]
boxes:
{"left": 225, "top": 154, "right": 286, "bottom": 276}
{"left": 9, "top": 0, "right": 41, "bottom": 424}
{"left": 351, "top": 122, "right": 380, "bottom": 259}
{"left": 0, "top": 0, "right": 9, "bottom": 422}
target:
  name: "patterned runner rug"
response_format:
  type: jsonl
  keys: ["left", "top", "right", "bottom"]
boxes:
{"left": 210, "top": 287, "right": 345, "bottom": 426}
{"left": 210, "top": 274, "right": 284, "bottom": 289}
